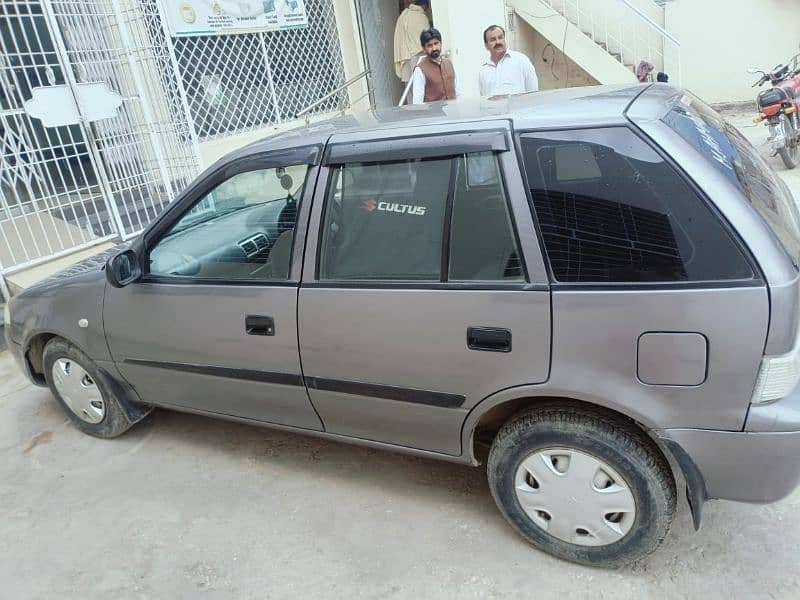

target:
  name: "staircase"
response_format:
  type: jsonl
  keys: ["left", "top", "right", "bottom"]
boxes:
{"left": 511, "top": 0, "right": 681, "bottom": 86}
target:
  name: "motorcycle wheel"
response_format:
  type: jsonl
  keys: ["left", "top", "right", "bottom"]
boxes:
{"left": 779, "top": 118, "right": 800, "bottom": 169}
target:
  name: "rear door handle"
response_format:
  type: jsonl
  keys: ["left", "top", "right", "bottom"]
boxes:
{"left": 246, "top": 315, "right": 275, "bottom": 336}
{"left": 467, "top": 327, "right": 512, "bottom": 353}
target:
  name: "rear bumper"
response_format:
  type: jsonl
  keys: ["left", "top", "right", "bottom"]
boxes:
{"left": 660, "top": 385, "right": 800, "bottom": 505}
{"left": 660, "top": 427, "right": 800, "bottom": 504}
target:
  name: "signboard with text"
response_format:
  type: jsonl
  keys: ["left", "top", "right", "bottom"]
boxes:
{"left": 160, "top": 0, "right": 308, "bottom": 37}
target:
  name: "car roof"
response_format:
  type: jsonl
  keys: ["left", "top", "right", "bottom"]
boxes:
{"left": 227, "top": 83, "right": 674, "bottom": 163}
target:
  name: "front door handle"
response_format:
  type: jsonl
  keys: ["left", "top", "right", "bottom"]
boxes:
{"left": 246, "top": 315, "right": 275, "bottom": 336}
{"left": 467, "top": 327, "right": 512, "bottom": 353}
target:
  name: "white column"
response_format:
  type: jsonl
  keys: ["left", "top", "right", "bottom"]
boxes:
{"left": 432, "top": 0, "right": 508, "bottom": 99}
{"left": 333, "top": 0, "right": 370, "bottom": 109}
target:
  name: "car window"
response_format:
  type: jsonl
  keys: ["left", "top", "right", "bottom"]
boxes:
{"left": 319, "top": 158, "right": 450, "bottom": 281}
{"left": 520, "top": 128, "right": 754, "bottom": 284}
{"left": 663, "top": 93, "right": 800, "bottom": 266}
{"left": 449, "top": 152, "right": 524, "bottom": 281}
{"left": 149, "top": 164, "right": 308, "bottom": 281}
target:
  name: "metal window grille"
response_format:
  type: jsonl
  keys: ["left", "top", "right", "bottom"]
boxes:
{"left": 50, "top": 0, "right": 200, "bottom": 235}
{"left": 1, "top": 1, "right": 117, "bottom": 274}
{"left": 170, "top": 0, "right": 348, "bottom": 140}
{"left": 0, "top": 0, "right": 202, "bottom": 286}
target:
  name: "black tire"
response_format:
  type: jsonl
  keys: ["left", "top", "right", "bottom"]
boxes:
{"left": 42, "top": 338, "right": 135, "bottom": 438}
{"left": 778, "top": 119, "right": 799, "bottom": 169}
{"left": 778, "top": 145, "right": 799, "bottom": 169}
{"left": 487, "top": 403, "right": 676, "bottom": 568}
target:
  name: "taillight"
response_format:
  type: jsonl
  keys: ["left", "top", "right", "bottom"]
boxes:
{"left": 752, "top": 342, "right": 800, "bottom": 404}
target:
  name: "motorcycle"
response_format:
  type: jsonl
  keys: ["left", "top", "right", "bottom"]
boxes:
{"left": 750, "top": 56, "right": 800, "bottom": 169}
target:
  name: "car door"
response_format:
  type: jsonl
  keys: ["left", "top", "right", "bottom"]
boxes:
{"left": 104, "top": 147, "right": 323, "bottom": 430}
{"left": 298, "top": 122, "right": 552, "bottom": 456}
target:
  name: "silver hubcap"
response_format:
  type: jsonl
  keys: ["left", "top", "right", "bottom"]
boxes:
{"left": 51, "top": 358, "right": 105, "bottom": 424}
{"left": 515, "top": 448, "right": 636, "bottom": 547}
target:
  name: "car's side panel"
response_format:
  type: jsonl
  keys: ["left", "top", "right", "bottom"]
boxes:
{"left": 548, "top": 286, "right": 769, "bottom": 431}
{"left": 104, "top": 283, "right": 323, "bottom": 429}
{"left": 14, "top": 263, "right": 115, "bottom": 363}
{"left": 299, "top": 288, "right": 550, "bottom": 454}
{"left": 460, "top": 284, "right": 769, "bottom": 451}
{"left": 103, "top": 154, "right": 324, "bottom": 430}
{"left": 140, "top": 398, "right": 476, "bottom": 465}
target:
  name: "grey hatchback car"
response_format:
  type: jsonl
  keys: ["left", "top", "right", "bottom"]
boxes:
{"left": 6, "top": 84, "right": 800, "bottom": 567}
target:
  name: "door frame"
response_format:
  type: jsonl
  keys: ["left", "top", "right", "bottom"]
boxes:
{"left": 125, "top": 145, "right": 323, "bottom": 287}
{"left": 301, "top": 119, "right": 549, "bottom": 287}
{"left": 103, "top": 145, "right": 326, "bottom": 430}
{"left": 295, "top": 120, "right": 552, "bottom": 455}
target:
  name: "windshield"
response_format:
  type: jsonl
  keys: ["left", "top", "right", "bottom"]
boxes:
{"left": 663, "top": 93, "right": 800, "bottom": 266}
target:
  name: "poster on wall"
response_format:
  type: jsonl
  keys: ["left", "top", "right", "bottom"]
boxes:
{"left": 160, "top": 0, "right": 308, "bottom": 37}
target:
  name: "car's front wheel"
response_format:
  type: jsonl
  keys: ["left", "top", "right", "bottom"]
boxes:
{"left": 42, "top": 338, "right": 136, "bottom": 438}
{"left": 487, "top": 403, "right": 676, "bottom": 568}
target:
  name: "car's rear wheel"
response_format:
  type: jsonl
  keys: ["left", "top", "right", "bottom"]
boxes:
{"left": 487, "top": 404, "right": 676, "bottom": 568}
{"left": 43, "top": 338, "right": 135, "bottom": 438}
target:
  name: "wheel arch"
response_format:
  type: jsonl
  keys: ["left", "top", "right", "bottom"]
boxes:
{"left": 26, "top": 332, "right": 151, "bottom": 424}
{"left": 23, "top": 331, "right": 64, "bottom": 385}
{"left": 462, "top": 389, "right": 706, "bottom": 529}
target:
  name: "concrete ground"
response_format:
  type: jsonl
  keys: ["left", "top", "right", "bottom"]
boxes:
{"left": 3, "top": 111, "right": 800, "bottom": 599}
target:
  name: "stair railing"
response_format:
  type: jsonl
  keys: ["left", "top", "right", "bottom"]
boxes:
{"left": 538, "top": 0, "right": 682, "bottom": 86}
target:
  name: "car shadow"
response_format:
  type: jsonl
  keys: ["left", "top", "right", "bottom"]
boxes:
{"left": 125, "top": 407, "right": 703, "bottom": 570}
{"left": 21, "top": 388, "right": 748, "bottom": 574}
{"left": 139, "top": 408, "right": 499, "bottom": 519}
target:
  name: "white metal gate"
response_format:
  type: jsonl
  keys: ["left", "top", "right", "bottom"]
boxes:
{"left": 0, "top": 0, "right": 200, "bottom": 300}
{"left": 49, "top": 0, "right": 201, "bottom": 234}
{"left": 0, "top": 0, "right": 350, "bottom": 301}
{"left": 1, "top": 1, "right": 120, "bottom": 286}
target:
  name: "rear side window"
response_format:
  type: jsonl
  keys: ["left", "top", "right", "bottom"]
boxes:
{"left": 450, "top": 152, "right": 524, "bottom": 281}
{"left": 520, "top": 128, "right": 754, "bottom": 284}
{"left": 318, "top": 154, "right": 524, "bottom": 282}
{"left": 663, "top": 93, "right": 800, "bottom": 265}
{"left": 319, "top": 158, "right": 450, "bottom": 280}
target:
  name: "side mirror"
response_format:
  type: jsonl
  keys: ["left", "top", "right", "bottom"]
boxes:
{"left": 747, "top": 68, "right": 762, "bottom": 74}
{"left": 106, "top": 249, "right": 142, "bottom": 288}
